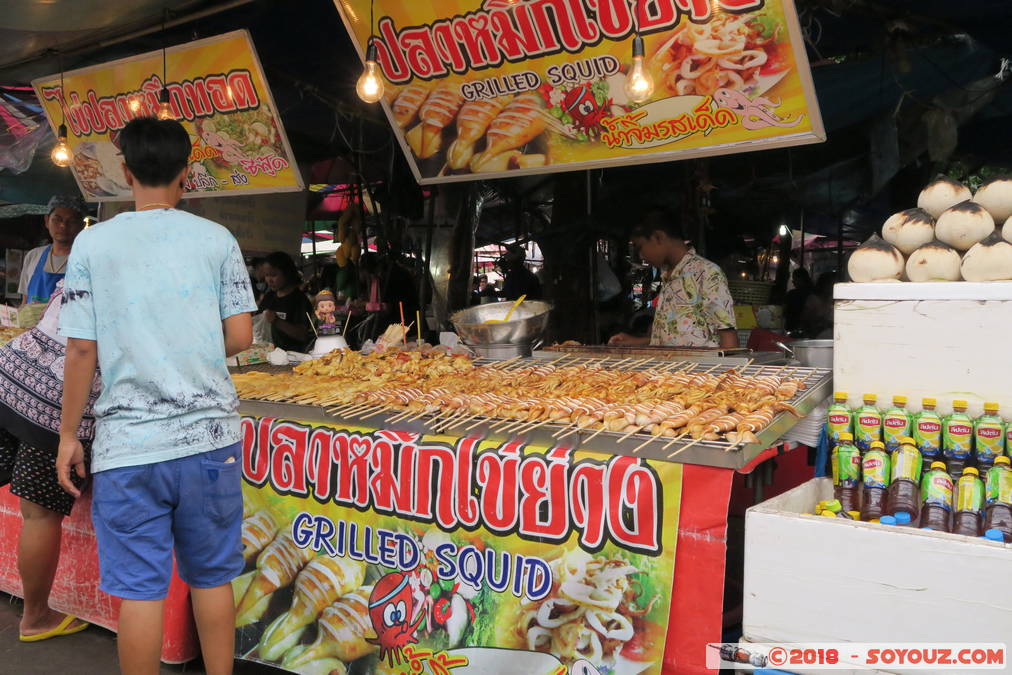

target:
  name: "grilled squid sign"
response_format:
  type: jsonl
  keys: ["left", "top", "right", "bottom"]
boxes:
{"left": 369, "top": 0, "right": 766, "bottom": 84}
{"left": 241, "top": 419, "right": 664, "bottom": 556}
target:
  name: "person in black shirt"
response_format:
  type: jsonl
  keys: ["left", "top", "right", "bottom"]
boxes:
{"left": 499, "top": 246, "right": 542, "bottom": 301}
{"left": 259, "top": 251, "right": 313, "bottom": 352}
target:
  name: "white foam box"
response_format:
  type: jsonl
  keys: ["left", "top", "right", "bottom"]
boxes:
{"left": 834, "top": 282, "right": 1012, "bottom": 416}
{"left": 743, "top": 478, "right": 1012, "bottom": 674}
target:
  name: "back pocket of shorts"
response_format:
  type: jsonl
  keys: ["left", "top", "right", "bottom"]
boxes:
{"left": 93, "top": 467, "right": 150, "bottom": 533}
{"left": 201, "top": 457, "right": 242, "bottom": 526}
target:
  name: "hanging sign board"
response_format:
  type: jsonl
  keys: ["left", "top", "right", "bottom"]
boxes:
{"left": 32, "top": 30, "right": 303, "bottom": 201}
{"left": 333, "top": 0, "right": 825, "bottom": 185}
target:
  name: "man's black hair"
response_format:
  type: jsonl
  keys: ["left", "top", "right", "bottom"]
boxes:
{"left": 630, "top": 208, "right": 688, "bottom": 241}
{"left": 119, "top": 117, "right": 191, "bottom": 187}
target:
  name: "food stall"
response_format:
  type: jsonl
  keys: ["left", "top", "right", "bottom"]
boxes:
{"left": 229, "top": 310, "right": 832, "bottom": 675}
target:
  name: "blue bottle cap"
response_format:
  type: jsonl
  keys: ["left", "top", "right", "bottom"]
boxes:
{"left": 893, "top": 512, "right": 912, "bottom": 524}
{"left": 880, "top": 515, "right": 897, "bottom": 525}
{"left": 984, "top": 529, "right": 1006, "bottom": 542}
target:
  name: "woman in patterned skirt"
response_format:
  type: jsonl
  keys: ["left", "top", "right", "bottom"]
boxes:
{"left": 0, "top": 280, "right": 100, "bottom": 641}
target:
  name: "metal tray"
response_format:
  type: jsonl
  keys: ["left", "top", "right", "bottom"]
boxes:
{"left": 238, "top": 356, "right": 832, "bottom": 470}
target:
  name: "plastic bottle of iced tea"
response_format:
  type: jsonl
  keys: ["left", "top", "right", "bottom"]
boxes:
{"left": 983, "top": 456, "right": 1012, "bottom": 542}
{"left": 855, "top": 394, "right": 882, "bottom": 453}
{"left": 861, "top": 440, "right": 891, "bottom": 521}
{"left": 886, "top": 436, "right": 922, "bottom": 521}
{"left": 974, "top": 402, "right": 1006, "bottom": 477}
{"left": 913, "top": 398, "right": 943, "bottom": 473}
{"left": 882, "top": 396, "right": 912, "bottom": 452}
{"left": 953, "top": 467, "right": 985, "bottom": 537}
{"left": 943, "top": 400, "right": 974, "bottom": 479}
{"left": 831, "top": 432, "right": 861, "bottom": 513}
{"left": 920, "top": 461, "right": 954, "bottom": 532}
{"left": 826, "top": 392, "right": 854, "bottom": 444}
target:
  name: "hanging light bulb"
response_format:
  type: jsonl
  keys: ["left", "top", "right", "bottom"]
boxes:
{"left": 356, "top": 43, "right": 385, "bottom": 103}
{"left": 624, "top": 35, "right": 654, "bottom": 103}
{"left": 157, "top": 88, "right": 173, "bottom": 120}
{"left": 51, "top": 123, "right": 72, "bottom": 167}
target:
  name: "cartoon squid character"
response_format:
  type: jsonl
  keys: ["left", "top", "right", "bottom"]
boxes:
{"left": 712, "top": 88, "right": 804, "bottom": 130}
{"left": 562, "top": 83, "right": 612, "bottom": 137}
{"left": 367, "top": 572, "right": 425, "bottom": 667}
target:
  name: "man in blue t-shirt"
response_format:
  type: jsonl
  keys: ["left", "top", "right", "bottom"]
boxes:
{"left": 57, "top": 117, "right": 256, "bottom": 675}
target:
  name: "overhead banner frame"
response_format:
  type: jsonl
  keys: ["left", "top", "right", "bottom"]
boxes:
{"left": 334, "top": 0, "right": 826, "bottom": 185}
{"left": 33, "top": 30, "right": 304, "bottom": 202}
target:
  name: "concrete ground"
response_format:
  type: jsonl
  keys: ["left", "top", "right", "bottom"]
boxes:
{"left": 0, "top": 592, "right": 280, "bottom": 674}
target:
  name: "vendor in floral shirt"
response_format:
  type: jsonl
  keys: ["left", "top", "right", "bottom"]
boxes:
{"left": 610, "top": 210, "right": 737, "bottom": 349}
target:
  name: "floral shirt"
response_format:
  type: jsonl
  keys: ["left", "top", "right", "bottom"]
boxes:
{"left": 650, "top": 252, "right": 736, "bottom": 347}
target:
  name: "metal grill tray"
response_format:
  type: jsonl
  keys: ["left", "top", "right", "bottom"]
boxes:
{"left": 238, "top": 357, "right": 832, "bottom": 470}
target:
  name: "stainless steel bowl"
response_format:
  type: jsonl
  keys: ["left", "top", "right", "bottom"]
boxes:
{"left": 450, "top": 300, "right": 551, "bottom": 346}
{"left": 469, "top": 343, "right": 532, "bottom": 360}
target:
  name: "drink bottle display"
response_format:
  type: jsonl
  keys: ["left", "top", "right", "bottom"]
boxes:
{"left": 882, "top": 396, "right": 911, "bottom": 452}
{"left": 912, "top": 398, "right": 943, "bottom": 470}
{"left": 861, "top": 441, "right": 891, "bottom": 521}
{"left": 920, "top": 461, "right": 954, "bottom": 532}
{"left": 943, "top": 400, "right": 973, "bottom": 479}
{"left": 953, "top": 467, "right": 985, "bottom": 537}
{"left": 826, "top": 392, "right": 854, "bottom": 443}
{"left": 974, "top": 402, "right": 1006, "bottom": 477}
{"left": 831, "top": 432, "right": 861, "bottom": 513}
{"left": 886, "top": 437, "right": 922, "bottom": 521}
{"left": 984, "top": 456, "right": 1012, "bottom": 541}
{"left": 855, "top": 394, "right": 882, "bottom": 453}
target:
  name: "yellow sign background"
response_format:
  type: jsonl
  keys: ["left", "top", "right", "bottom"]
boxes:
{"left": 236, "top": 416, "right": 682, "bottom": 675}
{"left": 334, "top": 0, "right": 825, "bottom": 184}
{"left": 32, "top": 30, "right": 303, "bottom": 201}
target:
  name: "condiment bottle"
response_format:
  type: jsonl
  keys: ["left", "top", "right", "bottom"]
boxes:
{"left": 831, "top": 432, "right": 861, "bottom": 513}
{"left": 920, "top": 461, "right": 954, "bottom": 532}
{"left": 942, "top": 400, "right": 973, "bottom": 479}
{"left": 913, "top": 397, "right": 943, "bottom": 472}
{"left": 973, "top": 402, "right": 1006, "bottom": 477}
{"left": 826, "top": 391, "right": 853, "bottom": 444}
{"left": 953, "top": 467, "right": 985, "bottom": 537}
{"left": 855, "top": 394, "right": 882, "bottom": 453}
{"left": 984, "top": 456, "right": 1012, "bottom": 542}
{"left": 886, "top": 436, "right": 922, "bottom": 522}
{"left": 882, "top": 395, "right": 911, "bottom": 452}
{"left": 861, "top": 440, "right": 890, "bottom": 521}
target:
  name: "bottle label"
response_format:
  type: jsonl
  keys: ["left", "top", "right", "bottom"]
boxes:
{"left": 986, "top": 468, "right": 1012, "bottom": 505}
{"left": 882, "top": 412, "right": 911, "bottom": 449}
{"left": 862, "top": 451, "right": 890, "bottom": 489}
{"left": 914, "top": 415, "right": 942, "bottom": 456}
{"left": 892, "top": 446, "right": 922, "bottom": 483}
{"left": 944, "top": 419, "right": 973, "bottom": 459}
{"left": 855, "top": 412, "right": 882, "bottom": 449}
{"left": 975, "top": 422, "right": 1006, "bottom": 460}
{"left": 826, "top": 408, "right": 852, "bottom": 440}
{"left": 832, "top": 446, "right": 861, "bottom": 488}
{"left": 956, "top": 477, "right": 984, "bottom": 514}
{"left": 920, "top": 472, "right": 954, "bottom": 510}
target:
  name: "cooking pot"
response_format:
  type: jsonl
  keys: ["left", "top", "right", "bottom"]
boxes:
{"left": 774, "top": 339, "right": 833, "bottom": 369}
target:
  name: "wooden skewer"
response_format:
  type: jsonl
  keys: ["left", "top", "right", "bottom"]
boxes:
{"left": 552, "top": 422, "right": 579, "bottom": 439}
{"left": 660, "top": 429, "right": 692, "bottom": 452}
{"left": 630, "top": 434, "right": 657, "bottom": 454}
{"left": 666, "top": 434, "right": 705, "bottom": 458}
{"left": 466, "top": 416, "right": 491, "bottom": 431}
{"left": 443, "top": 413, "right": 479, "bottom": 432}
{"left": 582, "top": 425, "right": 609, "bottom": 443}
{"left": 359, "top": 405, "right": 393, "bottom": 420}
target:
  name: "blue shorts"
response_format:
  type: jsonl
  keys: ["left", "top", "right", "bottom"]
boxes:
{"left": 91, "top": 444, "right": 244, "bottom": 601}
